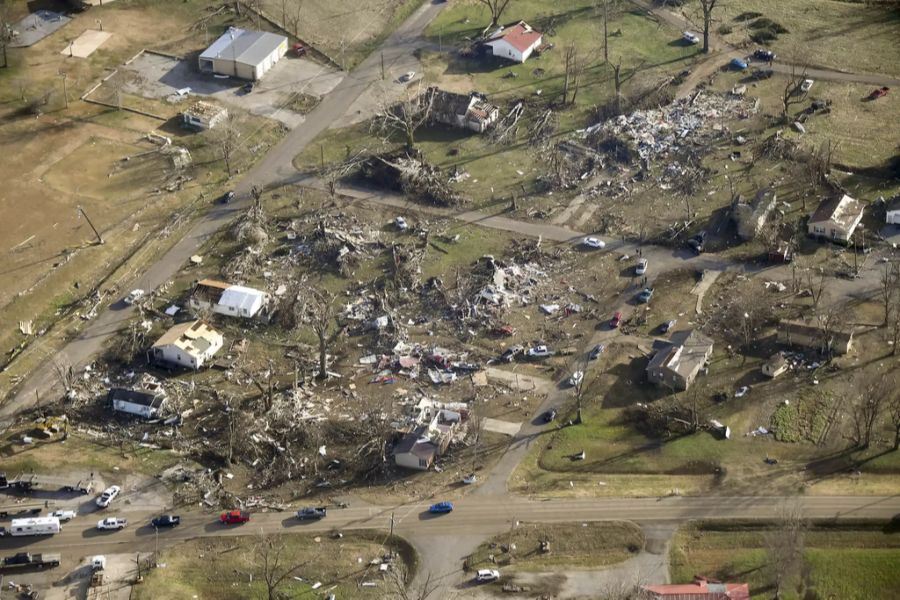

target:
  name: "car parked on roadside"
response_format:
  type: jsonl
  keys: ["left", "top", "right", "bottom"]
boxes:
{"left": 296, "top": 507, "right": 327, "bottom": 521}
{"left": 543, "top": 409, "right": 558, "bottom": 423}
{"left": 687, "top": 231, "right": 707, "bottom": 253}
{"left": 729, "top": 57, "right": 748, "bottom": 70}
{"left": 609, "top": 311, "right": 623, "bottom": 328}
{"left": 526, "top": 345, "right": 554, "bottom": 359}
{"left": 635, "top": 258, "right": 648, "bottom": 276}
{"left": 395, "top": 216, "right": 409, "bottom": 231}
{"left": 682, "top": 31, "right": 699, "bottom": 44}
{"left": 660, "top": 319, "right": 677, "bottom": 334}
{"left": 582, "top": 236, "right": 606, "bottom": 249}
{"left": 500, "top": 345, "right": 524, "bottom": 363}
{"left": 95, "top": 486, "right": 121, "bottom": 508}
{"left": 476, "top": 569, "right": 501, "bottom": 583}
{"left": 122, "top": 290, "right": 144, "bottom": 306}
{"left": 96, "top": 517, "right": 127, "bottom": 531}
{"left": 800, "top": 78, "right": 814, "bottom": 93}
{"left": 567, "top": 371, "right": 584, "bottom": 387}
{"left": 220, "top": 510, "right": 250, "bottom": 525}
{"left": 49, "top": 510, "right": 77, "bottom": 522}
{"left": 637, "top": 288, "right": 654, "bottom": 303}
{"left": 151, "top": 515, "right": 181, "bottom": 528}
{"left": 588, "top": 344, "right": 605, "bottom": 360}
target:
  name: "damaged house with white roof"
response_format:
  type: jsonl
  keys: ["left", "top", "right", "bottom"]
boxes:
{"left": 150, "top": 320, "right": 223, "bottom": 370}
{"left": 646, "top": 329, "right": 714, "bottom": 391}
{"left": 807, "top": 194, "right": 864, "bottom": 244}
{"left": 189, "top": 279, "right": 269, "bottom": 319}
{"left": 426, "top": 87, "right": 499, "bottom": 133}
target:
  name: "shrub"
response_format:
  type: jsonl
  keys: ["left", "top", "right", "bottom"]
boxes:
{"left": 734, "top": 11, "right": 763, "bottom": 22}
{"left": 717, "top": 24, "right": 733, "bottom": 35}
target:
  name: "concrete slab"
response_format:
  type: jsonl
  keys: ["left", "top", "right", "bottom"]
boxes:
{"left": 120, "top": 51, "right": 344, "bottom": 128}
{"left": 482, "top": 417, "right": 522, "bottom": 436}
{"left": 61, "top": 29, "right": 111, "bottom": 58}
{"left": 9, "top": 11, "right": 71, "bottom": 48}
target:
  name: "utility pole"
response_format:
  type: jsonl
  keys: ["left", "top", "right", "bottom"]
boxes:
{"left": 389, "top": 512, "right": 395, "bottom": 538}
{"left": 320, "top": 144, "right": 325, "bottom": 171}
{"left": 59, "top": 71, "right": 68, "bottom": 109}
{"left": 77, "top": 205, "right": 104, "bottom": 245}
{"left": 381, "top": 52, "right": 385, "bottom": 80}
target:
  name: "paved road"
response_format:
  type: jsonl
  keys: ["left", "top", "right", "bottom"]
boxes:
{"left": 2, "top": 495, "right": 897, "bottom": 557}
{"left": 0, "top": 0, "right": 449, "bottom": 424}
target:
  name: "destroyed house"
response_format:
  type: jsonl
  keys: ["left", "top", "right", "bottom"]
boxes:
{"left": 484, "top": 20, "right": 543, "bottom": 63}
{"left": 427, "top": 87, "right": 499, "bottom": 133}
{"left": 189, "top": 279, "right": 268, "bottom": 318}
{"left": 642, "top": 576, "right": 749, "bottom": 600}
{"left": 732, "top": 188, "right": 776, "bottom": 241}
{"left": 182, "top": 101, "right": 228, "bottom": 131}
{"left": 807, "top": 194, "right": 864, "bottom": 244}
{"left": 778, "top": 319, "right": 854, "bottom": 355}
{"left": 393, "top": 427, "right": 438, "bottom": 471}
{"left": 108, "top": 388, "right": 167, "bottom": 419}
{"left": 761, "top": 351, "right": 789, "bottom": 378}
{"left": 150, "top": 320, "right": 223, "bottom": 370}
{"left": 646, "top": 330, "right": 713, "bottom": 391}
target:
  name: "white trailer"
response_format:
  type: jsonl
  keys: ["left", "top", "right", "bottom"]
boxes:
{"left": 5, "top": 516, "right": 61, "bottom": 536}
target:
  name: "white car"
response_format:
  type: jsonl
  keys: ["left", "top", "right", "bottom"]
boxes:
{"left": 635, "top": 258, "right": 648, "bottom": 276}
{"left": 123, "top": 289, "right": 145, "bottom": 305}
{"left": 526, "top": 345, "right": 553, "bottom": 358}
{"left": 96, "top": 517, "right": 127, "bottom": 531}
{"left": 800, "top": 79, "right": 814, "bottom": 93}
{"left": 475, "top": 569, "right": 500, "bottom": 583}
{"left": 735, "top": 386, "right": 750, "bottom": 398}
{"left": 567, "top": 371, "right": 584, "bottom": 387}
{"left": 50, "top": 509, "right": 77, "bottom": 522}
{"left": 399, "top": 71, "right": 416, "bottom": 82}
{"left": 682, "top": 31, "right": 700, "bottom": 44}
{"left": 395, "top": 216, "right": 409, "bottom": 231}
{"left": 582, "top": 236, "right": 606, "bottom": 249}
{"left": 96, "top": 485, "right": 121, "bottom": 508}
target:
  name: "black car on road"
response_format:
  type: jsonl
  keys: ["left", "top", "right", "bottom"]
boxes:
{"left": 151, "top": 515, "right": 181, "bottom": 528}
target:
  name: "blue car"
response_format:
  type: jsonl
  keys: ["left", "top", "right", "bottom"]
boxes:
{"left": 429, "top": 501, "right": 454, "bottom": 514}
{"left": 730, "top": 58, "right": 748, "bottom": 70}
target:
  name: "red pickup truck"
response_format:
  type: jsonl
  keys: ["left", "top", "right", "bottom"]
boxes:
{"left": 219, "top": 510, "right": 250, "bottom": 525}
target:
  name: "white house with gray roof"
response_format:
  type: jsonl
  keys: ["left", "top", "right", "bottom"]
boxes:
{"left": 198, "top": 27, "right": 287, "bottom": 81}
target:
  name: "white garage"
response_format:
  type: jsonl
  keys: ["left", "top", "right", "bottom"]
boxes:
{"left": 198, "top": 27, "right": 288, "bottom": 81}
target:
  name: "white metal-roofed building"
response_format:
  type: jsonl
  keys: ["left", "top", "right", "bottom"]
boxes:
{"left": 189, "top": 279, "right": 268, "bottom": 318}
{"left": 198, "top": 27, "right": 288, "bottom": 81}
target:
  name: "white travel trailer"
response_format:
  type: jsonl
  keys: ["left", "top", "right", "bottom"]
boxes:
{"left": 6, "top": 516, "right": 61, "bottom": 536}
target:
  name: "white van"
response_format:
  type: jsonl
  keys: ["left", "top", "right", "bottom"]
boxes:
{"left": 5, "top": 516, "right": 61, "bottom": 536}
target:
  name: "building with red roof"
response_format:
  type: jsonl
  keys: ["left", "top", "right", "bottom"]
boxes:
{"left": 485, "top": 20, "right": 543, "bottom": 63}
{"left": 642, "top": 576, "right": 750, "bottom": 600}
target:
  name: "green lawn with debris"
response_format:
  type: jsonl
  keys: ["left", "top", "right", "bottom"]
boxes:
{"left": 466, "top": 520, "right": 644, "bottom": 571}
{"left": 134, "top": 532, "right": 415, "bottom": 600}
{"left": 670, "top": 521, "right": 900, "bottom": 600}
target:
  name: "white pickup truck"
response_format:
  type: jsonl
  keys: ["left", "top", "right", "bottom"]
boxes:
{"left": 96, "top": 517, "right": 127, "bottom": 531}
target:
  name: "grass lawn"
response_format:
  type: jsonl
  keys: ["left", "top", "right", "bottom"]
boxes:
{"left": 712, "top": 0, "right": 900, "bottom": 76}
{"left": 134, "top": 531, "right": 414, "bottom": 600}
{"left": 466, "top": 520, "right": 643, "bottom": 571}
{"left": 670, "top": 521, "right": 900, "bottom": 600}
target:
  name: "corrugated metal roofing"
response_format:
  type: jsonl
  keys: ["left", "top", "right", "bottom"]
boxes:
{"left": 200, "top": 27, "right": 286, "bottom": 67}
{"left": 218, "top": 285, "right": 265, "bottom": 313}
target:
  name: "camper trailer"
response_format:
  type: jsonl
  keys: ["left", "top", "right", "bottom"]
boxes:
{"left": 3, "top": 517, "right": 61, "bottom": 537}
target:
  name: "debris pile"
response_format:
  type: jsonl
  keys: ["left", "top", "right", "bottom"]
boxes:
{"left": 361, "top": 149, "right": 465, "bottom": 207}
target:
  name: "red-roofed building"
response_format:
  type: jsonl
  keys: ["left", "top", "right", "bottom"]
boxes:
{"left": 642, "top": 576, "right": 750, "bottom": 600}
{"left": 485, "top": 20, "right": 543, "bottom": 63}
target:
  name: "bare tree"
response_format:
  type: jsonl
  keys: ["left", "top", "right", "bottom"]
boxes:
{"left": 849, "top": 377, "right": 888, "bottom": 450}
{"left": 879, "top": 262, "right": 899, "bottom": 327}
{"left": 211, "top": 113, "right": 240, "bottom": 178}
{"left": 806, "top": 267, "right": 827, "bottom": 312}
{"left": 888, "top": 390, "right": 900, "bottom": 451}
{"left": 611, "top": 58, "right": 624, "bottom": 114}
{"left": 255, "top": 534, "right": 308, "bottom": 600}
{"left": 477, "top": 0, "right": 514, "bottom": 29}
{"left": 781, "top": 62, "right": 810, "bottom": 123}
{"left": 372, "top": 88, "right": 434, "bottom": 150}
{"left": 765, "top": 503, "right": 806, "bottom": 599}
{"left": 304, "top": 287, "right": 339, "bottom": 380}
{"left": 0, "top": 5, "right": 13, "bottom": 69}
{"left": 386, "top": 569, "right": 440, "bottom": 600}
{"left": 697, "top": 0, "right": 721, "bottom": 54}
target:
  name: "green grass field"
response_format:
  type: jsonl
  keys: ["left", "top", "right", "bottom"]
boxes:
{"left": 466, "top": 520, "right": 644, "bottom": 571}
{"left": 670, "top": 522, "right": 900, "bottom": 600}
{"left": 134, "top": 532, "right": 415, "bottom": 600}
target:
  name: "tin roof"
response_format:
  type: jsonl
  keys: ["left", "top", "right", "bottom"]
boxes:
{"left": 200, "top": 27, "right": 286, "bottom": 67}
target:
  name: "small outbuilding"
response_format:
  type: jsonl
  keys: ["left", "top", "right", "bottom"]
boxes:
{"left": 198, "top": 27, "right": 288, "bottom": 81}
{"left": 182, "top": 101, "right": 228, "bottom": 131}
{"left": 886, "top": 196, "right": 900, "bottom": 225}
{"left": 108, "top": 388, "right": 167, "bottom": 419}
{"left": 150, "top": 320, "right": 223, "bottom": 369}
{"left": 189, "top": 279, "right": 268, "bottom": 318}
{"left": 761, "top": 351, "right": 789, "bottom": 378}
{"left": 393, "top": 428, "right": 438, "bottom": 471}
{"left": 484, "top": 21, "right": 543, "bottom": 63}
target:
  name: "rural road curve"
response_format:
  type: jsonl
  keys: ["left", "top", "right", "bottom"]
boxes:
{"left": 2, "top": 495, "right": 897, "bottom": 557}
{"left": 0, "top": 0, "right": 450, "bottom": 423}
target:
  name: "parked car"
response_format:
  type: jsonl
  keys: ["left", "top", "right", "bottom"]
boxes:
{"left": 660, "top": 319, "right": 677, "bottom": 334}
{"left": 96, "top": 517, "right": 127, "bottom": 531}
{"left": 429, "top": 502, "right": 454, "bottom": 514}
{"left": 752, "top": 48, "right": 776, "bottom": 61}
{"left": 219, "top": 510, "right": 251, "bottom": 525}
{"left": 122, "top": 290, "right": 144, "bottom": 306}
{"left": 800, "top": 79, "right": 814, "bottom": 93}
{"left": 567, "top": 371, "right": 584, "bottom": 387}
{"left": 582, "top": 236, "right": 606, "bottom": 249}
{"left": 240, "top": 82, "right": 254, "bottom": 94}
{"left": 687, "top": 231, "right": 707, "bottom": 253}
{"left": 49, "top": 510, "right": 77, "bottom": 522}
{"left": 500, "top": 345, "right": 524, "bottom": 362}
{"left": 95, "top": 485, "right": 121, "bottom": 508}
{"left": 637, "top": 288, "right": 654, "bottom": 303}
{"left": 476, "top": 569, "right": 501, "bottom": 583}
{"left": 399, "top": 71, "right": 416, "bottom": 82}
{"left": 526, "top": 345, "right": 554, "bottom": 358}
{"left": 296, "top": 507, "right": 327, "bottom": 521}
{"left": 749, "top": 68, "right": 774, "bottom": 80}
{"left": 588, "top": 344, "right": 605, "bottom": 360}
{"left": 734, "top": 386, "right": 750, "bottom": 398}
{"left": 543, "top": 409, "right": 558, "bottom": 423}
{"left": 609, "top": 311, "right": 623, "bottom": 328}
{"left": 219, "top": 190, "right": 235, "bottom": 204}
{"left": 635, "top": 258, "right": 648, "bottom": 276}
{"left": 394, "top": 216, "right": 409, "bottom": 231}
{"left": 151, "top": 515, "right": 181, "bottom": 528}
{"left": 682, "top": 31, "right": 700, "bottom": 44}
{"left": 729, "top": 58, "right": 748, "bottom": 70}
